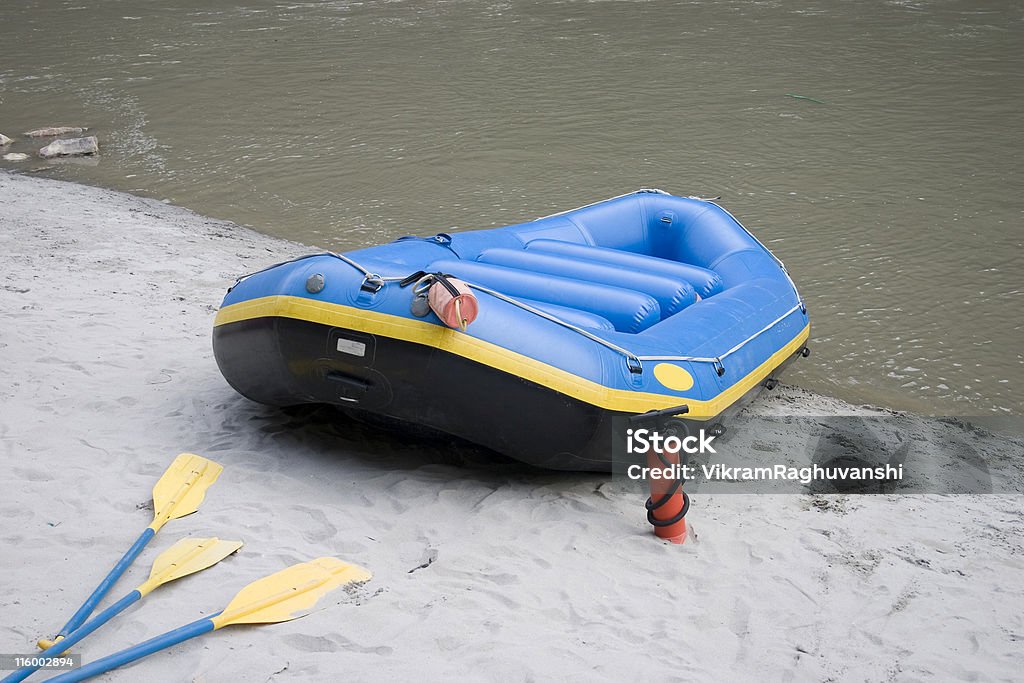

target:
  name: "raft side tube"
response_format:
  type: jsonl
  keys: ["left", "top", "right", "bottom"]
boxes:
{"left": 477, "top": 247, "right": 697, "bottom": 317}
{"left": 522, "top": 239, "right": 724, "bottom": 299}
{"left": 427, "top": 258, "right": 662, "bottom": 333}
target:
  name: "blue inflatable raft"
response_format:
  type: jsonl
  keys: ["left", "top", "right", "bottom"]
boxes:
{"left": 213, "top": 190, "right": 810, "bottom": 470}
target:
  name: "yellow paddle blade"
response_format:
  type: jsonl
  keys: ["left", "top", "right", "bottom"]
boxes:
{"left": 136, "top": 537, "right": 244, "bottom": 596}
{"left": 210, "top": 557, "right": 371, "bottom": 629}
{"left": 150, "top": 453, "right": 223, "bottom": 530}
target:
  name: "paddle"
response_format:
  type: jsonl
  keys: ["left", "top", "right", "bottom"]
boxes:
{"left": 38, "top": 454, "right": 223, "bottom": 650}
{"left": 2, "top": 538, "right": 241, "bottom": 683}
{"left": 43, "top": 557, "right": 372, "bottom": 683}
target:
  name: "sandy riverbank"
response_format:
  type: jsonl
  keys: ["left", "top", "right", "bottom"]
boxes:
{"left": 1, "top": 171, "right": 1022, "bottom": 681}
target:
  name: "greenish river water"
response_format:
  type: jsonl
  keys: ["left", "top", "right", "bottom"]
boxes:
{"left": 1, "top": 0, "right": 1021, "bottom": 416}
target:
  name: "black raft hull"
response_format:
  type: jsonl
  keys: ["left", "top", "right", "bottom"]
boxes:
{"left": 213, "top": 316, "right": 803, "bottom": 471}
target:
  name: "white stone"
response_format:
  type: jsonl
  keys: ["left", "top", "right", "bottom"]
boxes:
{"left": 38, "top": 136, "right": 99, "bottom": 158}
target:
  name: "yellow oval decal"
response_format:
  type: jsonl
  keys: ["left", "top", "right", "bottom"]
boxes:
{"left": 653, "top": 363, "right": 694, "bottom": 391}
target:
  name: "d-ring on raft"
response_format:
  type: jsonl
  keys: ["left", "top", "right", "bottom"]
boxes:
{"left": 213, "top": 190, "right": 810, "bottom": 471}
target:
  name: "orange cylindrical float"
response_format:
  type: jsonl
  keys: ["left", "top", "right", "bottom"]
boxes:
{"left": 428, "top": 276, "right": 478, "bottom": 331}
{"left": 646, "top": 439, "right": 689, "bottom": 544}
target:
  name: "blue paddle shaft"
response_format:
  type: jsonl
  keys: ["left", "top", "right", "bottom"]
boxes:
{"left": 1, "top": 592, "right": 141, "bottom": 683}
{"left": 44, "top": 616, "right": 216, "bottom": 683}
{"left": 56, "top": 527, "right": 155, "bottom": 637}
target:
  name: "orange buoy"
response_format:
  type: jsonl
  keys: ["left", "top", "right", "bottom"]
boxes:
{"left": 646, "top": 439, "right": 689, "bottom": 544}
{"left": 428, "top": 276, "right": 478, "bottom": 331}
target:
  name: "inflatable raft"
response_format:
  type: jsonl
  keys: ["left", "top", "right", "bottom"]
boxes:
{"left": 213, "top": 190, "right": 810, "bottom": 470}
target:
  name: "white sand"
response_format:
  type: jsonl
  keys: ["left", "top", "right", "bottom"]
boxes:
{"left": 1, "top": 171, "right": 1022, "bottom": 681}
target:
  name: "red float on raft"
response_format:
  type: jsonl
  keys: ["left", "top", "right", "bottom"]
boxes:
{"left": 428, "top": 276, "right": 479, "bottom": 331}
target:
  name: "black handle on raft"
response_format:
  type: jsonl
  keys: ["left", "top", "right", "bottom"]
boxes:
{"left": 397, "top": 271, "right": 461, "bottom": 298}
{"left": 432, "top": 273, "right": 462, "bottom": 298}
{"left": 628, "top": 404, "right": 690, "bottom": 425}
{"left": 359, "top": 277, "right": 384, "bottom": 293}
{"left": 399, "top": 270, "right": 428, "bottom": 287}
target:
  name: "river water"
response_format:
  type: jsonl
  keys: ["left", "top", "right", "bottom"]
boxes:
{"left": 1, "top": 0, "right": 1021, "bottom": 416}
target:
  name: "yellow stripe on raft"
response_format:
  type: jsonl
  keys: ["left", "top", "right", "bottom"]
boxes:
{"left": 214, "top": 295, "right": 810, "bottom": 419}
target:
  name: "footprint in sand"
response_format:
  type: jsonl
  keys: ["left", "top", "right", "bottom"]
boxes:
{"left": 730, "top": 597, "right": 753, "bottom": 661}
{"left": 479, "top": 571, "right": 519, "bottom": 586}
{"left": 281, "top": 634, "right": 392, "bottom": 656}
{"left": 291, "top": 506, "right": 338, "bottom": 543}
{"left": 36, "top": 356, "right": 92, "bottom": 376}
{"left": 11, "top": 466, "right": 54, "bottom": 482}
{"left": 280, "top": 634, "right": 340, "bottom": 653}
{"left": 888, "top": 582, "right": 918, "bottom": 615}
